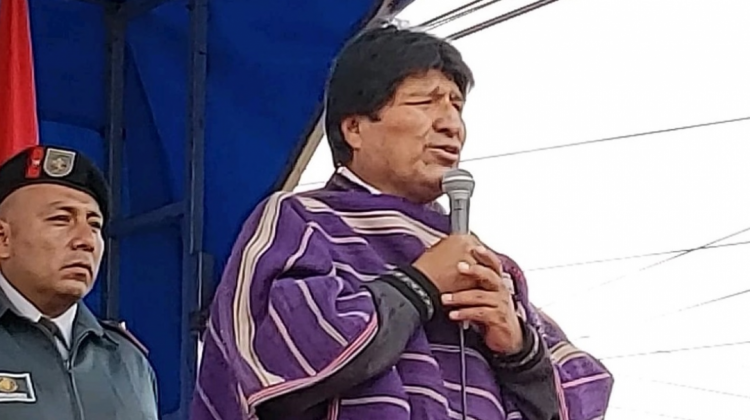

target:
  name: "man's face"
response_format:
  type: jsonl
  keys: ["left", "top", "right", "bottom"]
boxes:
{"left": 0, "top": 184, "right": 104, "bottom": 309}
{"left": 343, "top": 69, "right": 467, "bottom": 203}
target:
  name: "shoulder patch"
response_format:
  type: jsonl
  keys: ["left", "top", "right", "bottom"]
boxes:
{"left": 100, "top": 320, "right": 149, "bottom": 355}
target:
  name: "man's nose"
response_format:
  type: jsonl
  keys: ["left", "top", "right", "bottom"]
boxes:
{"left": 433, "top": 105, "right": 463, "bottom": 140}
{"left": 71, "top": 222, "right": 96, "bottom": 252}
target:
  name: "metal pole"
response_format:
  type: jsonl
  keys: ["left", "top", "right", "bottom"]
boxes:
{"left": 180, "top": 0, "right": 208, "bottom": 415}
{"left": 103, "top": 2, "right": 126, "bottom": 320}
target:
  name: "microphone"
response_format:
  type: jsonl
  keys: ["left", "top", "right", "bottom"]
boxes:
{"left": 441, "top": 168, "right": 475, "bottom": 236}
{"left": 441, "top": 168, "right": 475, "bottom": 420}
{"left": 442, "top": 168, "right": 475, "bottom": 330}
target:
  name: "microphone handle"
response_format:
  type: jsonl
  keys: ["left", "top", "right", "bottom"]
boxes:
{"left": 450, "top": 198, "right": 470, "bottom": 235}
{"left": 450, "top": 199, "right": 472, "bottom": 331}
{"left": 449, "top": 197, "right": 470, "bottom": 420}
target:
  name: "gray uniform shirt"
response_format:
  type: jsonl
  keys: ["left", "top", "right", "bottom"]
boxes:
{"left": 0, "top": 285, "right": 159, "bottom": 420}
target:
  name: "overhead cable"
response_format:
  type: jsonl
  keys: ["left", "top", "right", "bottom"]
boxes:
{"left": 528, "top": 240, "right": 750, "bottom": 272}
{"left": 448, "top": 0, "right": 562, "bottom": 40}
{"left": 463, "top": 115, "right": 750, "bottom": 163}
{"left": 295, "top": 115, "right": 750, "bottom": 188}
{"left": 599, "top": 340, "right": 750, "bottom": 361}
{"left": 542, "top": 225, "right": 750, "bottom": 309}
{"left": 417, "top": 0, "right": 488, "bottom": 29}
{"left": 572, "top": 287, "right": 750, "bottom": 342}
{"left": 419, "top": 0, "right": 504, "bottom": 31}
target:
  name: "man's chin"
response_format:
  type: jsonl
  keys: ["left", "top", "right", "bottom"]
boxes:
{"left": 412, "top": 180, "right": 443, "bottom": 204}
{"left": 425, "top": 165, "right": 452, "bottom": 186}
{"left": 427, "top": 163, "right": 458, "bottom": 177}
{"left": 56, "top": 279, "right": 91, "bottom": 299}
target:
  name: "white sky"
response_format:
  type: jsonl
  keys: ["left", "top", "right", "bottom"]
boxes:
{"left": 294, "top": 1, "right": 750, "bottom": 419}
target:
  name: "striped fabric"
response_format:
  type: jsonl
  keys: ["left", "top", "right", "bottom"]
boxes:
{"left": 191, "top": 177, "right": 613, "bottom": 420}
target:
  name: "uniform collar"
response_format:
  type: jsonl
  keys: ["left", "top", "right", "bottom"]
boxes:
{"left": 0, "top": 282, "right": 11, "bottom": 319}
{"left": 73, "top": 301, "right": 106, "bottom": 339}
{"left": 0, "top": 271, "right": 104, "bottom": 343}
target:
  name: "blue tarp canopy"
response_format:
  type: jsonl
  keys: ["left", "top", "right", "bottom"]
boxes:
{"left": 28, "top": 0, "right": 412, "bottom": 417}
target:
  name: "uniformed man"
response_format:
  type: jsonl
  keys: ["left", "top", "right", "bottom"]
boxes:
{"left": 0, "top": 145, "right": 159, "bottom": 420}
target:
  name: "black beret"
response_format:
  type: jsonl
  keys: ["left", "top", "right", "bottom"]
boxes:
{"left": 0, "top": 146, "right": 110, "bottom": 219}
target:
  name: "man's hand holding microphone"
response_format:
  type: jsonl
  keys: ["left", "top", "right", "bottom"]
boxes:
{"left": 412, "top": 234, "right": 524, "bottom": 356}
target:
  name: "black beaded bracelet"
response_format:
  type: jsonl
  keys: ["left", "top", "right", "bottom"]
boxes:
{"left": 491, "top": 321, "right": 543, "bottom": 372}
{"left": 398, "top": 265, "right": 441, "bottom": 308}
{"left": 379, "top": 266, "right": 440, "bottom": 322}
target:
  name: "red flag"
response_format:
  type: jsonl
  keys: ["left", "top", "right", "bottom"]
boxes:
{"left": 0, "top": 0, "right": 38, "bottom": 165}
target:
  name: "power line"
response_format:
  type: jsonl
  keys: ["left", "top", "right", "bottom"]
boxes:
{"left": 462, "top": 115, "right": 750, "bottom": 163}
{"left": 448, "top": 0, "right": 562, "bottom": 40}
{"left": 572, "top": 286, "right": 750, "bottom": 342}
{"left": 527, "top": 240, "right": 750, "bottom": 272}
{"left": 536, "top": 241, "right": 750, "bottom": 341}
{"left": 417, "top": 0, "right": 489, "bottom": 29}
{"left": 295, "top": 115, "right": 750, "bottom": 188}
{"left": 542, "top": 225, "right": 750, "bottom": 309}
{"left": 665, "top": 288, "right": 750, "bottom": 316}
{"left": 609, "top": 406, "right": 699, "bottom": 420}
{"left": 618, "top": 375, "right": 750, "bottom": 400}
{"left": 416, "top": 0, "right": 561, "bottom": 39}
{"left": 599, "top": 340, "right": 750, "bottom": 361}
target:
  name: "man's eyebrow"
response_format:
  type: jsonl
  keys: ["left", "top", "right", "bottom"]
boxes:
{"left": 47, "top": 200, "right": 68, "bottom": 209}
{"left": 87, "top": 210, "right": 103, "bottom": 219}
{"left": 431, "top": 87, "right": 464, "bottom": 102}
{"left": 403, "top": 86, "right": 464, "bottom": 101}
{"left": 404, "top": 90, "right": 431, "bottom": 97}
{"left": 47, "top": 202, "right": 102, "bottom": 219}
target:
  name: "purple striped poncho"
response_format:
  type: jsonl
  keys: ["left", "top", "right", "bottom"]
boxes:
{"left": 192, "top": 182, "right": 613, "bottom": 420}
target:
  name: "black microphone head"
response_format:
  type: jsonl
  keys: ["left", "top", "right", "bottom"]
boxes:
{"left": 441, "top": 168, "right": 475, "bottom": 199}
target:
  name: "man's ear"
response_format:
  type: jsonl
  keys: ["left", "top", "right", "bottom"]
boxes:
{"left": 340, "top": 116, "right": 364, "bottom": 151}
{"left": 0, "top": 220, "right": 11, "bottom": 260}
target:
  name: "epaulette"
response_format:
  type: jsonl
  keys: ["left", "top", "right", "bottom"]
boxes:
{"left": 99, "top": 320, "right": 149, "bottom": 356}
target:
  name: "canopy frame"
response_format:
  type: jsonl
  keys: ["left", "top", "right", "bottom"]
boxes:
{"left": 72, "top": 0, "right": 209, "bottom": 417}
{"left": 57, "top": 1, "right": 407, "bottom": 418}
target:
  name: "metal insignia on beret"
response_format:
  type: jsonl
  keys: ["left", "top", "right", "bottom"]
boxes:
{"left": 43, "top": 148, "right": 76, "bottom": 178}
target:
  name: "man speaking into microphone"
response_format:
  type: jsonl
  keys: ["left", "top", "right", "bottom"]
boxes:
{"left": 192, "top": 25, "right": 613, "bottom": 420}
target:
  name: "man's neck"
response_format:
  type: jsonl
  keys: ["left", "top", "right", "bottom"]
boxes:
{"left": 0, "top": 269, "right": 78, "bottom": 352}
{"left": 0, "top": 268, "right": 77, "bottom": 319}
{"left": 337, "top": 166, "right": 382, "bottom": 194}
{"left": 336, "top": 166, "right": 447, "bottom": 213}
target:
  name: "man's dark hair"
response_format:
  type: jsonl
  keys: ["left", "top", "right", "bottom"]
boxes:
{"left": 324, "top": 25, "right": 475, "bottom": 166}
